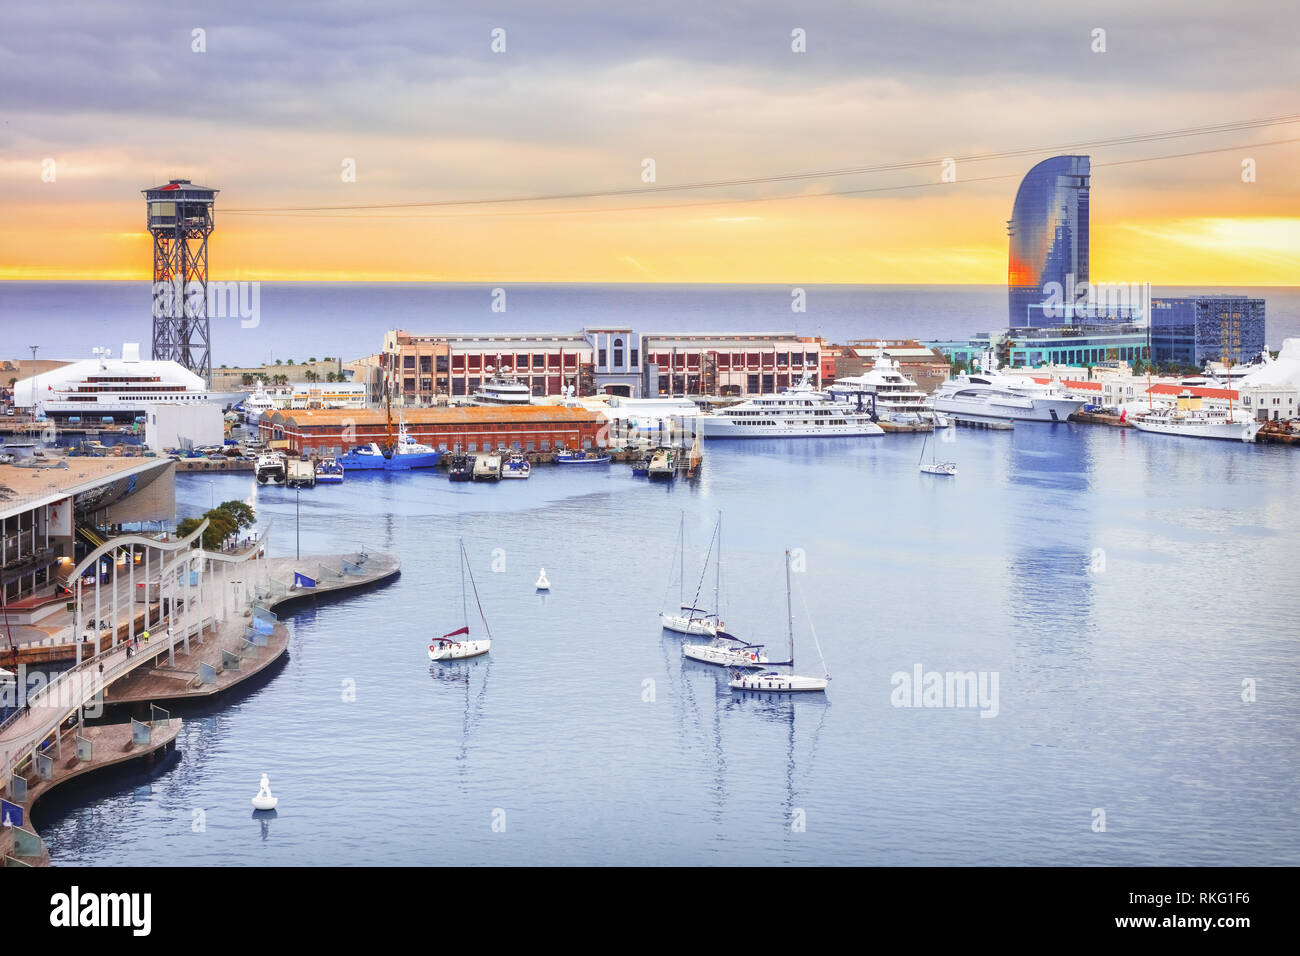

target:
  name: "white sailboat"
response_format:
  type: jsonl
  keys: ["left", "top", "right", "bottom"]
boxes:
{"left": 429, "top": 539, "right": 492, "bottom": 661}
{"left": 729, "top": 550, "right": 829, "bottom": 693}
{"left": 918, "top": 428, "right": 956, "bottom": 476}
{"left": 683, "top": 631, "right": 770, "bottom": 669}
{"left": 659, "top": 512, "right": 724, "bottom": 636}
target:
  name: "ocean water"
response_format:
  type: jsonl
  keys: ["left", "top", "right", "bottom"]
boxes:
{"left": 1, "top": 282, "right": 1297, "bottom": 368}
{"left": 31, "top": 424, "right": 1300, "bottom": 865}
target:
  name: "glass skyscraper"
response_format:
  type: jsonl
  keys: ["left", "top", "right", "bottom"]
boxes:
{"left": 1007, "top": 155, "right": 1090, "bottom": 328}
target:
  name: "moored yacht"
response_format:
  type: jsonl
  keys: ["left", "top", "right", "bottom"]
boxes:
{"left": 471, "top": 375, "right": 532, "bottom": 405}
{"left": 1130, "top": 393, "right": 1262, "bottom": 442}
{"left": 933, "top": 351, "right": 1087, "bottom": 424}
{"left": 697, "top": 375, "right": 884, "bottom": 438}
{"left": 828, "top": 356, "right": 945, "bottom": 426}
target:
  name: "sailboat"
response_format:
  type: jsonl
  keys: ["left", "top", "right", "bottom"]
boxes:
{"left": 918, "top": 427, "right": 956, "bottom": 477}
{"left": 683, "top": 630, "right": 770, "bottom": 669}
{"left": 729, "top": 550, "right": 829, "bottom": 693}
{"left": 659, "top": 513, "right": 724, "bottom": 636}
{"left": 428, "top": 539, "right": 492, "bottom": 661}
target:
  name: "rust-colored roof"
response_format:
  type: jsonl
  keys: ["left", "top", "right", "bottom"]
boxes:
{"left": 1147, "top": 384, "right": 1238, "bottom": 399}
{"left": 270, "top": 405, "right": 604, "bottom": 428}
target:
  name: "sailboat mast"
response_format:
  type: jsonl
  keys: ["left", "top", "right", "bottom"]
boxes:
{"left": 678, "top": 512, "right": 684, "bottom": 608}
{"left": 459, "top": 538, "right": 467, "bottom": 627}
{"left": 713, "top": 512, "right": 721, "bottom": 618}
{"left": 385, "top": 364, "right": 395, "bottom": 450}
{"left": 785, "top": 549, "right": 794, "bottom": 667}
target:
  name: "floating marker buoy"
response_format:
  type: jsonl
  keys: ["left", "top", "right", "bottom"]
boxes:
{"left": 251, "top": 772, "right": 278, "bottom": 811}
{"left": 535, "top": 568, "right": 550, "bottom": 590}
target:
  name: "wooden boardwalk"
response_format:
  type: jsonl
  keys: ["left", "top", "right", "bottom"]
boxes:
{"left": 104, "top": 551, "right": 398, "bottom": 706}
{"left": 0, "top": 717, "right": 182, "bottom": 866}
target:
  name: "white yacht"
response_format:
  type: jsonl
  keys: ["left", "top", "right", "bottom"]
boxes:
{"left": 242, "top": 382, "right": 286, "bottom": 424}
{"left": 933, "top": 351, "right": 1088, "bottom": 424}
{"left": 697, "top": 375, "right": 884, "bottom": 438}
{"left": 828, "top": 356, "right": 947, "bottom": 426}
{"left": 471, "top": 375, "right": 531, "bottom": 405}
{"left": 1130, "top": 394, "right": 1262, "bottom": 442}
{"left": 683, "top": 632, "right": 770, "bottom": 669}
{"left": 11, "top": 343, "right": 241, "bottom": 423}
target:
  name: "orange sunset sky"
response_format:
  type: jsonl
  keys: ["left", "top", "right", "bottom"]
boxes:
{"left": 1, "top": 3, "right": 1297, "bottom": 286}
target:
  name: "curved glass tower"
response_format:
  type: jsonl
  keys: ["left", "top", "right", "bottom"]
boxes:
{"left": 1007, "top": 156, "right": 1089, "bottom": 328}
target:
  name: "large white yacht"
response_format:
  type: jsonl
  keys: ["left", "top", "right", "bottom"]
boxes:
{"left": 471, "top": 375, "right": 531, "bottom": 405}
{"left": 933, "top": 351, "right": 1088, "bottom": 424}
{"left": 1130, "top": 394, "right": 1263, "bottom": 442}
{"left": 12, "top": 343, "right": 240, "bottom": 423}
{"left": 697, "top": 376, "right": 884, "bottom": 438}
{"left": 828, "top": 355, "right": 947, "bottom": 426}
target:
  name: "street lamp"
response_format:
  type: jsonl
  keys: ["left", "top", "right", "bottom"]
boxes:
{"left": 295, "top": 485, "right": 300, "bottom": 560}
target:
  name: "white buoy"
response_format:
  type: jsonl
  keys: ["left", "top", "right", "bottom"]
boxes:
{"left": 251, "top": 772, "right": 278, "bottom": 810}
{"left": 535, "top": 568, "right": 550, "bottom": 590}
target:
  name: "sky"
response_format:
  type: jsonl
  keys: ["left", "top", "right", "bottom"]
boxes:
{"left": 0, "top": 0, "right": 1297, "bottom": 285}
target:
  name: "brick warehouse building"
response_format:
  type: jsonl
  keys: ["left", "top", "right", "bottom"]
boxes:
{"left": 259, "top": 406, "right": 607, "bottom": 456}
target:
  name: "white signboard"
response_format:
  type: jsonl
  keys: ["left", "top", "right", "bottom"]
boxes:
{"left": 47, "top": 496, "right": 73, "bottom": 537}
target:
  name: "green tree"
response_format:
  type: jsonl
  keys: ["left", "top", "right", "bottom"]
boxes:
{"left": 287, "top": 359, "right": 295, "bottom": 366}
{"left": 309, "top": 357, "right": 317, "bottom": 363}
{"left": 275, "top": 359, "right": 283, "bottom": 366}
{"left": 1131, "top": 356, "right": 1145, "bottom": 375}
{"left": 217, "top": 499, "right": 256, "bottom": 530}
{"left": 178, "top": 500, "right": 255, "bottom": 550}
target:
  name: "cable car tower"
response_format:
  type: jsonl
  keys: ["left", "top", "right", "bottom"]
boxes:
{"left": 144, "top": 179, "right": 218, "bottom": 384}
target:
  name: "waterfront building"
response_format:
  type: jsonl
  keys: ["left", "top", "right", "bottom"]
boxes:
{"left": 260, "top": 406, "right": 607, "bottom": 456}
{"left": 383, "top": 330, "right": 593, "bottom": 403}
{"left": 583, "top": 327, "right": 644, "bottom": 397}
{"left": 0, "top": 456, "right": 175, "bottom": 606}
{"left": 1149, "top": 295, "right": 1266, "bottom": 367}
{"left": 210, "top": 358, "right": 353, "bottom": 393}
{"left": 928, "top": 326, "right": 1149, "bottom": 370}
{"left": 1007, "top": 155, "right": 1090, "bottom": 328}
{"left": 642, "top": 333, "right": 820, "bottom": 397}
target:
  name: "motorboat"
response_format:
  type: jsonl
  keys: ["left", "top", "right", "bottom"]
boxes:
{"left": 501, "top": 452, "right": 531, "bottom": 478}
{"left": 647, "top": 448, "right": 675, "bottom": 481}
{"left": 254, "top": 452, "right": 286, "bottom": 485}
{"left": 932, "top": 349, "right": 1087, "bottom": 423}
{"left": 447, "top": 454, "right": 474, "bottom": 481}
{"left": 314, "top": 457, "right": 344, "bottom": 483}
{"left": 471, "top": 375, "right": 532, "bottom": 405}
{"left": 828, "top": 354, "right": 945, "bottom": 426}
{"left": 555, "top": 449, "right": 611, "bottom": 464}
{"left": 697, "top": 374, "right": 884, "bottom": 438}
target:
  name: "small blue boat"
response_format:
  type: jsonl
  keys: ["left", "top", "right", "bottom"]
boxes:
{"left": 555, "top": 449, "right": 611, "bottom": 465}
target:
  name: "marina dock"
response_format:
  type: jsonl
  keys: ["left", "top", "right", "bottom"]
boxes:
{"left": 0, "top": 716, "right": 181, "bottom": 866}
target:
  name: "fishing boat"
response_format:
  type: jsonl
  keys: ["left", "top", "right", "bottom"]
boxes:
{"left": 447, "top": 454, "right": 474, "bottom": 481}
{"left": 918, "top": 429, "right": 956, "bottom": 476}
{"left": 659, "top": 513, "right": 724, "bottom": 637}
{"left": 472, "top": 454, "right": 502, "bottom": 481}
{"left": 314, "top": 457, "right": 344, "bottom": 483}
{"left": 555, "top": 448, "right": 611, "bottom": 464}
{"left": 683, "top": 631, "right": 769, "bottom": 669}
{"left": 428, "top": 539, "right": 492, "bottom": 661}
{"left": 501, "top": 452, "right": 531, "bottom": 478}
{"left": 631, "top": 452, "right": 653, "bottom": 476}
{"left": 647, "top": 447, "right": 675, "bottom": 481}
{"left": 339, "top": 419, "right": 442, "bottom": 471}
{"left": 729, "top": 550, "right": 829, "bottom": 693}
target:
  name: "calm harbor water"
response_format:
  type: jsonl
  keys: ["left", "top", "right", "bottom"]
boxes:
{"left": 32, "top": 424, "right": 1300, "bottom": 865}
